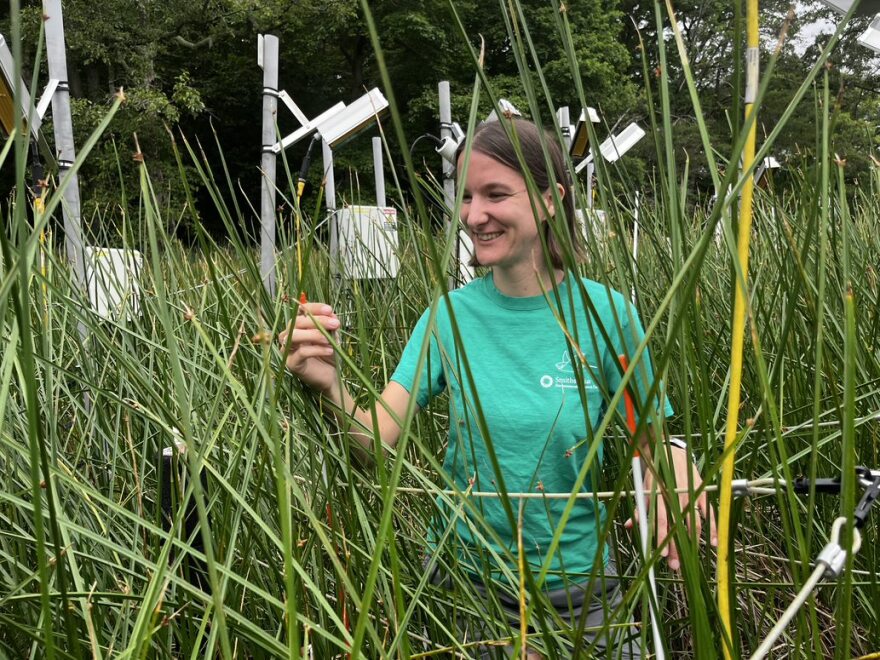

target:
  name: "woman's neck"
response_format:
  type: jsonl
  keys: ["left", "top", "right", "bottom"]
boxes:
{"left": 492, "top": 264, "right": 564, "bottom": 298}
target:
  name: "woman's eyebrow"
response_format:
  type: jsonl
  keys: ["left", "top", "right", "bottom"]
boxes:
{"left": 483, "top": 182, "right": 516, "bottom": 192}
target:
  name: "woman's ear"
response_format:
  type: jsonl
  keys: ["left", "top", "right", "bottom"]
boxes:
{"left": 543, "top": 183, "right": 566, "bottom": 218}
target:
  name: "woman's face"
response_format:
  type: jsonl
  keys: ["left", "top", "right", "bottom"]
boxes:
{"left": 458, "top": 151, "right": 556, "bottom": 273}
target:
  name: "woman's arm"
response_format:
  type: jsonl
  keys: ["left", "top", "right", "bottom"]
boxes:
{"left": 626, "top": 432, "right": 718, "bottom": 571}
{"left": 322, "top": 380, "right": 412, "bottom": 452}
{"left": 279, "top": 302, "right": 414, "bottom": 452}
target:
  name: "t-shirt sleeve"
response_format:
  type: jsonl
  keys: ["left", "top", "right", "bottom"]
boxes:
{"left": 390, "top": 305, "right": 447, "bottom": 409}
{"left": 604, "top": 298, "right": 674, "bottom": 426}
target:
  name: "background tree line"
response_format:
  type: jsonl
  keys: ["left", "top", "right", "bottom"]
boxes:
{"left": 1, "top": 0, "right": 878, "bottom": 239}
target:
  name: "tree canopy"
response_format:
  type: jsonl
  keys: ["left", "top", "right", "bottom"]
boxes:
{"left": 1, "top": 0, "right": 878, "bottom": 232}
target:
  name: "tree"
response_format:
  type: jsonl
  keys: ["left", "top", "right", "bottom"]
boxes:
{"left": 616, "top": 0, "right": 880, "bottom": 191}
{"left": 1, "top": 0, "right": 643, "bottom": 232}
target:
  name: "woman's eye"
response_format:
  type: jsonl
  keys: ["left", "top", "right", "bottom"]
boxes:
{"left": 461, "top": 195, "right": 472, "bottom": 203}
{"left": 488, "top": 192, "right": 510, "bottom": 201}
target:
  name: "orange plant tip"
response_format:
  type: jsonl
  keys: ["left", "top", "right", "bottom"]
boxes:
{"left": 299, "top": 292, "right": 308, "bottom": 305}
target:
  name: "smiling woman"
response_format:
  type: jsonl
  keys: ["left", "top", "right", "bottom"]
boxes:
{"left": 459, "top": 150, "right": 556, "bottom": 290}
{"left": 456, "top": 119, "right": 582, "bottom": 299}
{"left": 280, "top": 117, "right": 714, "bottom": 659}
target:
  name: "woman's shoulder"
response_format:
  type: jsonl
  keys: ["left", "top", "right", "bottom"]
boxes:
{"left": 414, "top": 274, "right": 490, "bottom": 324}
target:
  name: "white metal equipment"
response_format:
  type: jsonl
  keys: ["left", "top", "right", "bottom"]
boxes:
{"left": 857, "top": 14, "right": 880, "bottom": 52}
{"left": 257, "top": 35, "right": 390, "bottom": 294}
{"left": 0, "top": 34, "right": 38, "bottom": 137}
{"left": 84, "top": 247, "right": 144, "bottom": 320}
{"left": 271, "top": 87, "right": 388, "bottom": 154}
{"left": 337, "top": 205, "right": 399, "bottom": 279}
{"left": 568, "top": 106, "right": 600, "bottom": 160}
{"left": 819, "top": 0, "right": 880, "bottom": 16}
{"left": 574, "top": 122, "right": 646, "bottom": 209}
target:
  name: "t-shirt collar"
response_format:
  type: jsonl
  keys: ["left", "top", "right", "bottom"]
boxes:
{"left": 481, "top": 271, "right": 571, "bottom": 310}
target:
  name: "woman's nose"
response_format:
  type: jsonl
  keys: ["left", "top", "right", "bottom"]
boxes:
{"left": 462, "top": 197, "right": 485, "bottom": 228}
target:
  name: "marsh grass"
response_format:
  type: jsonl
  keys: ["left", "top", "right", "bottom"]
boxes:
{"left": 2, "top": 0, "right": 880, "bottom": 658}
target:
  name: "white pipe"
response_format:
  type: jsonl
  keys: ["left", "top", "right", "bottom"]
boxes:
{"left": 259, "top": 35, "right": 279, "bottom": 297}
{"left": 373, "top": 136, "right": 385, "bottom": 208}
{"left": 633, "top": 457, "right": 665, "bottom": 660}
{"left": 557, "top": 105, "right": 579, "bottom": 214}
{"left": 749, "top": 518, "right": 862, "bottom": 660}
{"left": 557, "top": 106, "right": 571, "bottom": 151}
{"left": 749, "top": 563, "right": 824, "bottom": 660}
{"left": 585, "top": 161, "right": 595, "bottom": 209}
{"left": 438, "top": 81, "right": 456, "bottom": 213}
{"left": 439, "top": 81, "right": 469, "bottom": 288}
{"left": 631, "top": 191, "right": 640, "bottom": 305}
{"left": 43, "top": 0, "right": 85, "bottom": 292}
{"left": 323, "top": 139, "right": 339, "bottom": 277}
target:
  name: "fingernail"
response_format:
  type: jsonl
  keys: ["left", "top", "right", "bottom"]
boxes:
{"left": 669, "top": 559, "right": 680, "bottom": 571}
{"left": 327, "top": 318, "right": 340, "bottom": 328}
{"left": 321, "top": 305, "right": 333, "bottom": 314}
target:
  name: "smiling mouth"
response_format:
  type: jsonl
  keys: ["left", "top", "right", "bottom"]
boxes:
{"left": 474, "top": 231, "right": 503, "bottom": 242}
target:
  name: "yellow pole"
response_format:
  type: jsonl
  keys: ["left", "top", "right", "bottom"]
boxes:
{"left": 717, "top": 0, "right": 759, "bottom": 657}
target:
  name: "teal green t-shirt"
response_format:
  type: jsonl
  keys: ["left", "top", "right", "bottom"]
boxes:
{"left": 391, "top": 273, "right": 672, "bottom": 592}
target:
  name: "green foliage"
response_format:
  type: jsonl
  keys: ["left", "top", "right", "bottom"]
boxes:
{"left": 1, "top": 1, "right": 880, "bottom": 657}
{"left": 2, "top": 0, "right": 641, "bottom": 233}
{"left": 620, "top": 0, "right": 880, "bottom": 191}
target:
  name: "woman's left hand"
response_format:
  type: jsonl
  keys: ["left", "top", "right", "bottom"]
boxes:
{"left": 625, "top": 444, "right": 718, "bottom": 571}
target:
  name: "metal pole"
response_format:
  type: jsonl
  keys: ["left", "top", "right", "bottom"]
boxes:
{"left": 372, "top": 136, "right": 385, "bottom": 207}
{"left": 438, "top": 81, "right": 455, "bottom": 213}
{"left": 439, "top": 81, "right": 470, "bottom": 287}
{"left": 44, "top": 0, "right": 93, "bottom": 421}
{"left": 323, "top": 139, "right": 339, "bottom": 277}
{"left": 632, "top": 192, "right": 641, "bottom": 262}
{"left": 586, "top": 161, "right": 595, "bottom": 210}
{"left": 43, "top": 0, "right": 85, "bottom": 294}
{"left": 557, "top": 105, "right": 578, "bottom": 216}
{"left": 557, "top": 106, "right": 571, "bottom": 151}
{"left": 259, "top": 35, "right": 279, "bottom": 297}
{"left": 631, "top": 191, "right": 640, "bottom": 305}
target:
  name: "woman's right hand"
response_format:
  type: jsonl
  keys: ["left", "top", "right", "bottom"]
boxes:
{"left": 278, "top": 302, "right": 341, "bottom": 394}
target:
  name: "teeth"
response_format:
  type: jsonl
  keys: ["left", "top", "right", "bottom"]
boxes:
{"left": 476, "top": 232, "right": 502, "bottom": 241}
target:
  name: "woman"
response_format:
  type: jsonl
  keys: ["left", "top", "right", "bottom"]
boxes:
{"left": 280, "top": 118, "right": 715, "bottom": 658}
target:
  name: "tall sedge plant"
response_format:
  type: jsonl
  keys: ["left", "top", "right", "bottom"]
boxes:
{"left": 2, "top": 0, "right": 880, "bottom": 657}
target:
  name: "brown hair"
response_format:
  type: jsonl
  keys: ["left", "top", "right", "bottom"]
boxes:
{"left": 455, "top": 118, "right": 584, "bottom": 269}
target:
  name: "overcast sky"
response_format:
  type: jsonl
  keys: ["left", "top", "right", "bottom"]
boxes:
{"left": 790, "top": 1, "right": 879, "bottom": 64}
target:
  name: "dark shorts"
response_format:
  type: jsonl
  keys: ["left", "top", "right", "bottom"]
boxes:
{"left": 425, "top": 558, "right": 642, "bottom": 659}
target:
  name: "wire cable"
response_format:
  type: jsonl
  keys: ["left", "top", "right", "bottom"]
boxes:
{"left": 408, "top": 133, "right": 443, "bottom": 160}
{"left": 749, "top": 518, "right": 862, "bottom": 660}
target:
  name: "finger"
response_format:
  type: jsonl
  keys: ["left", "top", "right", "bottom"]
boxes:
{"left": 693, "top": 493, "right": 713, "bottom": 545}
{"left": 298, "top": 302, "right": 334, "bottom": 317}
{"left": 656, "top": 507, "right": 679, "bottom": 570}
{"left": 289, "top": 344, "right": 335, "bottom": 362}
{"left": 281, "top": 328, "right": 333, "bottom": 350}
{"left": 667, "top": 536, "right": 680, "bottom": 571}
{"left": 686, "top": 496, "right": 703, "bottom": 542}
{"left": 625, "top": 492, "right": 651, "bottom": 530}
{"left": 707, "top": 500, "right": 718, "bottom": 547}
{"left": 656, "top": 514, "right": 669, "bottom": 560}
{"left": 285, "top": 346, "right": 335, "bottom": 374}
{"left": 294, "top": 313, "right": 340, "bottom": 332}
